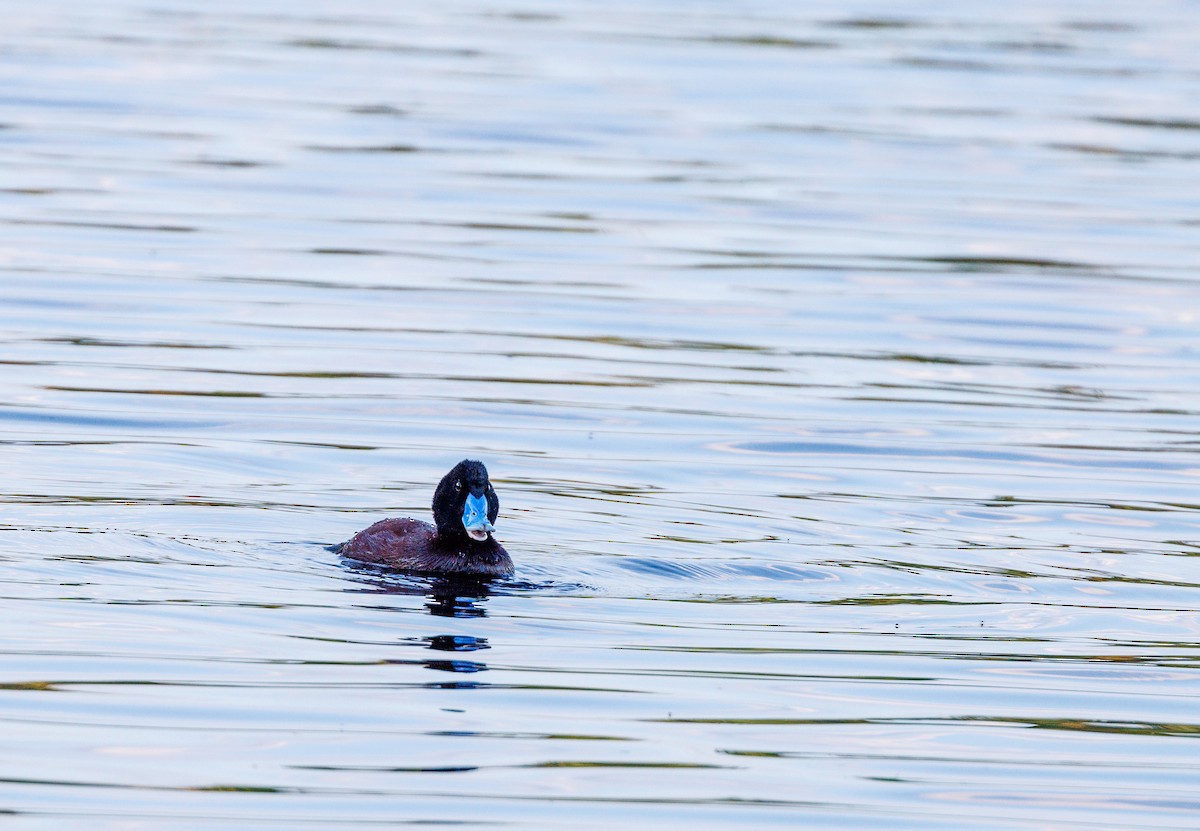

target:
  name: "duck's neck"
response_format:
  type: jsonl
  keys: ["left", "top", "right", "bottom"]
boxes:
{"left": 434, "top": 527, "right": 497, "bottom": 554}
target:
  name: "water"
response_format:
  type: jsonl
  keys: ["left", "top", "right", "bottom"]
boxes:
{"left": 2, "top": 0, "right": 1200, "bottom": 827}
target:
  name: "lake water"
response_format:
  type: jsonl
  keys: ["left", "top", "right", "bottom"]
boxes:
{"left": 2, "top": 1, "right": 1200, "bottom": 828}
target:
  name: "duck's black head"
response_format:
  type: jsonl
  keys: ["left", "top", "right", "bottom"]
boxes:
{"left": 432, "top": 459, "right": 500, "bottom": 544}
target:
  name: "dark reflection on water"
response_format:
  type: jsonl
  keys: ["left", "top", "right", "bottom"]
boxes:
{"left": 343, "top": 567, "right": 496, "bottom": 620}
{"left": 426, "top": 580, "right": 491, "bottom": 620}
{"left": 2, "top": 0, "right": 1200, "bottom": 828}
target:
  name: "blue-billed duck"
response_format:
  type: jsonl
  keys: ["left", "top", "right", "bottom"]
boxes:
{"left": 335, "top": 459, "right": 513, "bottom": 577}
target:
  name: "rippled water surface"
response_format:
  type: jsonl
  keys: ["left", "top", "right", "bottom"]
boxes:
{"left": 3, "top": 1, "right": 1200, "bottom": 828}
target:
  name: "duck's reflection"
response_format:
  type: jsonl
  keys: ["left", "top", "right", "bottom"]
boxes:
{"left": 425, "top": 634, "right": 489, "bottom": 651}
{"left": 424, "top": 576, "right": 492, "bottom": 618}
{"left": 344, "top": 564, "right": 496, "bottom": 617}
{"left": 341, "top": 566, "right": 494, "bottom": 678}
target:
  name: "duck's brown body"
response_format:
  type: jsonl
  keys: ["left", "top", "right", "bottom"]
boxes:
{"left": 338, "top": 517, "right": 513, "bottom": 576}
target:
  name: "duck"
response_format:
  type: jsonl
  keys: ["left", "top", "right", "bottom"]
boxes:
{"left": 334, "top": 459, "right": 513, "bottom": 577}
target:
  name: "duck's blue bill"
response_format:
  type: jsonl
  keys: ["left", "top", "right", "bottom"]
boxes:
{"left": 462, "top": 493, "right": 495, "bottom": 534}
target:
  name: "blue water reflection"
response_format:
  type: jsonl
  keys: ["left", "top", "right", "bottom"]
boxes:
{"left": 1, "top": 0, "right": 1200, "bottom": 828}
